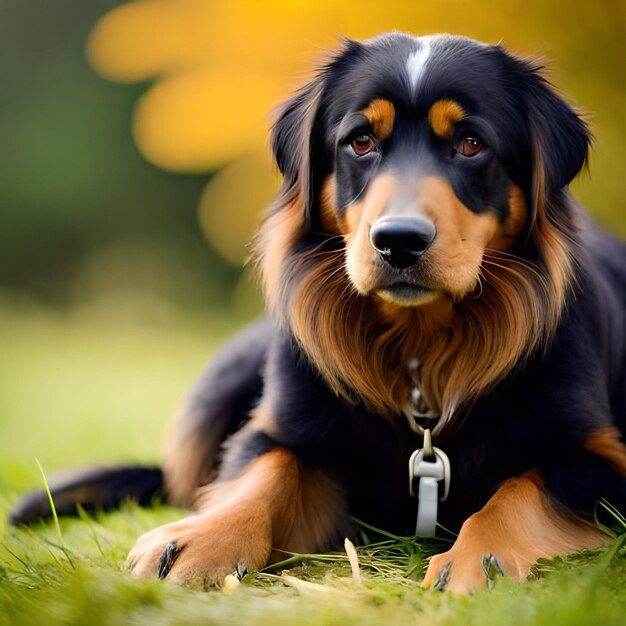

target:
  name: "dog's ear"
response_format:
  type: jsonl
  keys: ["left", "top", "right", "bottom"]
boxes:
{"left": 271, "top": 74, "right": 326, "bottom": 218}
{"left": 271, "top": 39, "right": 363, "bottom": 225}
{"left": 518, "top": 59, "right": 592, "bottom": 194}
{"left": 501, "top": 53, "right": 584, "bottom": 317}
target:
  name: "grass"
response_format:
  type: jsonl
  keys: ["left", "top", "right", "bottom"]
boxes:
{"left": 1, "top": 302, "right": 626, "bottom": 625}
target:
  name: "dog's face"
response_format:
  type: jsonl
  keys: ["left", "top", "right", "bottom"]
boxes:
{"left": 272, "top": 33, "right": 589, "bottom": 307}
{"left": 328, "top": 36, "right": 527, "bottom": 306}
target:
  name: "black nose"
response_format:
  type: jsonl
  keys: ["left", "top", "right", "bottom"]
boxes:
{"left": 369, "top": 217, "right": 436, "bottom": 269}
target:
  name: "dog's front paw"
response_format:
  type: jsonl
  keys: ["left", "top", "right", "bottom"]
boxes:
{"left": 422, "top": 515, "right": 538, "bottom": 593}
{"left": 423, "top": 548, "right": 514, "bottom": 593}
{"left": 127, "top": 509, "right": 272, "bottom": 588}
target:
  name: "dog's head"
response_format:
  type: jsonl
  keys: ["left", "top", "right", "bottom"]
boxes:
{"left": 257, "top": 33, "right": 589, "bottom": 423}
{"left": 270, "top": 33, "right": 588, "bottom": 306}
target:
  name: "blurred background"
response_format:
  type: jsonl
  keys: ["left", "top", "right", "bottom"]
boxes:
{"left": 1, "top": 0, "right": 625, "bottom": 489}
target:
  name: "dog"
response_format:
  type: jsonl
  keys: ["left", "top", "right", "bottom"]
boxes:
{"left": 11, "top": 32, "right": 626, "bottom": 593}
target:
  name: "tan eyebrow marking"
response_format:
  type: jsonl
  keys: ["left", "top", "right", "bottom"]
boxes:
{"left": 362, "top": 99, "right": 395, "bottom": 141}
{"left": 428, "top": 99, "right": 465, "bottom": 138}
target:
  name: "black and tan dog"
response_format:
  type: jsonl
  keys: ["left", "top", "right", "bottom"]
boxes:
{"left": 12, "top": 33, "right": 626, "bottom": 593}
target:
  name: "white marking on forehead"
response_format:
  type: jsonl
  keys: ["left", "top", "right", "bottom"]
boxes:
{"left": 406, "top": 38, "right": 432, "bottom": 94}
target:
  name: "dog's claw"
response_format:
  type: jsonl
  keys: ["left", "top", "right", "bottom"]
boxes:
{"left": 157, "top": 540, "right": 183, "bottom": 579}
{"left": 433, "top": 561, "right": 452, "bottom": 591}
{"left": 482, "top": 553, "right": 506, "bottom": 589}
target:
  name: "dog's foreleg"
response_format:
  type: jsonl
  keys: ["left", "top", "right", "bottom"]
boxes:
{"left": 423, "top": 472, "right": 608, "bottom": 593}
{"left": 129, "top": 443, "right": 345, "bottom": 588}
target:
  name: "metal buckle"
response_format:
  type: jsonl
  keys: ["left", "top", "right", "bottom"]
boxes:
{"left": 405, "top": 361, "right": 451, "bottom": 537}
{"left": 408, "top": 442, "right": 451, "bottom": 537}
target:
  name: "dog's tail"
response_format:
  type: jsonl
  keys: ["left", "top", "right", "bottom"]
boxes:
{"left": 9, "top": 465, "right": 164, "bottom": 526}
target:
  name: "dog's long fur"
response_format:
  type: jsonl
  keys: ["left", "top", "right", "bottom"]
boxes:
{"left": 12, "top": 33, "right": 626, "bottom": 592}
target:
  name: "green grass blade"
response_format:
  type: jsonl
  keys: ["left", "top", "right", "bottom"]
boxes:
{"left": 35, "top": 458, "right": 63, "bottom": 547}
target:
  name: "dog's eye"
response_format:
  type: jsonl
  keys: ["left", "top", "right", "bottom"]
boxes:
{"left": 456, "top": 136, "right": 484, "bottom": 157}
{"left": 350, "top": 133, "right": 376, "bottom": 156}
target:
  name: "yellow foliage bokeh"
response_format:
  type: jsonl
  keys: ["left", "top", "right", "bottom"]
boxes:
{"left": 199, "top": 151, "right": 279, "bottom": 265}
